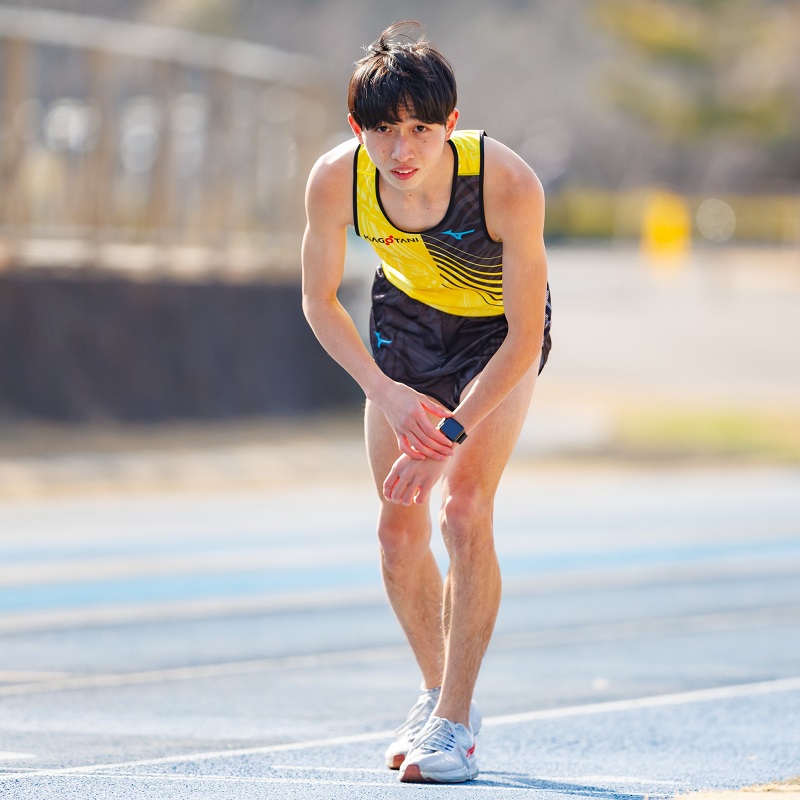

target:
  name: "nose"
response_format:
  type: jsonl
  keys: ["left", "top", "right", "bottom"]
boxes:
{"left": 391, "top": 134, "right": 413, "bottom": 162}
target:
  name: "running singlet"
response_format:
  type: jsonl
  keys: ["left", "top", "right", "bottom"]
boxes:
{"left": 353, "top": 130, "right": 503, "bottom": 318}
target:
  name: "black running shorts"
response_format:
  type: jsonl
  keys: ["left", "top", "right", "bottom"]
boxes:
{"left": 368, "top": 268, "right": 552, "bottom": 411}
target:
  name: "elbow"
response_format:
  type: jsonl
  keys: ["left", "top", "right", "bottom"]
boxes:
{"left": 301, "top": 291, "right": 313, "bottom": 322}
{"left": 506, "top": 326, "right": 544, "bottom": 372}
{"left": 301, "top": 285, "right": 320, "bottom": 326}
{"left": 301, "top": 290, "right": 335, "bottom": 327}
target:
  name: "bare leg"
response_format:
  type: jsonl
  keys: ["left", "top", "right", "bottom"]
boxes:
{"left": 432, "top": 365, "right": 539, "bottom": 727}
{"left": 365, "top": 399, "right": 444, "bottom": 688}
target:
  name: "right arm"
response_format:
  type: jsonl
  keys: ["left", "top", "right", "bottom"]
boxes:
{"left": 301, "top": 143, "right": 453, "bottom": 461}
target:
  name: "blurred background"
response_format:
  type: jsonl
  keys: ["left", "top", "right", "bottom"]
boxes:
{"left": 1, "top": 0, "right": 799, "bottom": 488}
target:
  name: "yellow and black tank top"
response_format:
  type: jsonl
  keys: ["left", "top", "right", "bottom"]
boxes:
{"left": 353, "top": 130, "right": 503, "bottom": 318}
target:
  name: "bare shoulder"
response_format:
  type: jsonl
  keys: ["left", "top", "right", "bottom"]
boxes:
{"left": 483, "top": 136, "right": 544, "bottom": 235}
{"left": 305, "top": 138, "right": 359, "bottom": 226}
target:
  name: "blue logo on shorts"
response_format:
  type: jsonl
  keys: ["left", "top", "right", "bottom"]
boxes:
{"left": 374, "top": 331, "right": 393, "bottom": 349}
{"left": 440, "top": 228, "right": 475, "bottom": 241}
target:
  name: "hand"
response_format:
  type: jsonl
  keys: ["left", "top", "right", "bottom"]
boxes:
{"left": 383, "top": 452, "right": 449, "bottom": 506}
{"left": 378, "top": 382, "right": 454, "bottom": 461}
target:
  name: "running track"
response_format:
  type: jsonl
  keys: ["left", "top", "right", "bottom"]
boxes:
{"left": 1, "top": 461, "right": 799, "bottom": 798}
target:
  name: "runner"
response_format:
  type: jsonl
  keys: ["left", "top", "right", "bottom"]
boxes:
{"left": 301, "top": 21, "right": 552, "bottom": 783}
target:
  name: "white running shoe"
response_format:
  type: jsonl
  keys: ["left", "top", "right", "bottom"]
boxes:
{"left": 398, "top": 715, "right": 479, "bottom": 783}
{"left": 384, "top": 688, "right": 482, "bottom": 770}
{"left": 384, "top": 687, "right": 439, "bottom": 769}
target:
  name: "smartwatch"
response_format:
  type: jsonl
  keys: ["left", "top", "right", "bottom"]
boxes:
{"left": 437, "top": 416, "right": 467, "bottom": 444}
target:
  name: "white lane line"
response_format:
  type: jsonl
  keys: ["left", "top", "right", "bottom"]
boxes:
{"left": 0, "top": 752, "right": 36, "bottom": 761}
{"left": 4, "top": 604, "right": 800, "bottom": 698}
{"left": 492, "top": 603, "right": 800, "bottom": 650}
{"left": 0, "top": 733, "right": 394, "bottom": 780}
{"left": 270, "top": 765, "right": 387, "bottom": 774}
{"left": 0, "top": 546, "right": 374, "bottom": 587}
{"left": 0, "top": 586, "right": 386, "bottom": 635}
{"left": 484, "top": 676, "right": 800, "bottom": 726}
{"left": 503, "top": 558, "right": 800, "bottom": 596}
{"left": 0, "top": 671, "right": 76, "bottom": 682}
{"left": 0, "top": 645, "right": 410, "bottom": 697}
{"left": 2, "top": 675, "right": 799, "bottom": 781}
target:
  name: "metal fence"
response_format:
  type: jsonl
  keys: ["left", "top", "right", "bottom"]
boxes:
{"left": 0, "top": 7, "right": 336, "bottom": 277}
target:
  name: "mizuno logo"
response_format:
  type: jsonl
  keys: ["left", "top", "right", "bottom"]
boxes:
{"left": 440, "top": 229, "right": 475, "bottom": 241}
{"left": 374, "top": 331, "right": 393, "bottom": 349}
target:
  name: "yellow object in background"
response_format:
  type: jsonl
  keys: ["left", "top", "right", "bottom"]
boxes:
{"left": 641, "top": 189, "right": 691, "bottom": 270}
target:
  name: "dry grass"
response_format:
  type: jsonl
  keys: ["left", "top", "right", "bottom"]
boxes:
{"left": 615, "top": 407, "right": 800, "bottom": 463}
{"left": 676, "top": 777, "right": 800, "bottom": 800}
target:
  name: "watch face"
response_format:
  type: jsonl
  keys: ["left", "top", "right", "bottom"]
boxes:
{"left": 440, "top": 417, "right": 465, "bottom": 442}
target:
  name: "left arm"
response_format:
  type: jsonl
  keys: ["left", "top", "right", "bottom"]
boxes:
{"left": 449, "top": 137, "right": 548, "bottom": 432}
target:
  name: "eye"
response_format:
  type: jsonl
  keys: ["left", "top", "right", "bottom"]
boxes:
{"left": 414, "top": 125, "right": 428, "bottom": 133}
{"left": 376, "top": 124, "right": 390, "bottom": 133}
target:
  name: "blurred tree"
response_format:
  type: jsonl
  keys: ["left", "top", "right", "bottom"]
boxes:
{"left": 139, "top": 0, "right": 237, "bottom": 36}
{"left": 592, "top": 0, "right": 800, "bottom": 186}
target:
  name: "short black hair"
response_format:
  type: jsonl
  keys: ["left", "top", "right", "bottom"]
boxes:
{"left": 348, "top": 21, "right": 457, "bottom": 130}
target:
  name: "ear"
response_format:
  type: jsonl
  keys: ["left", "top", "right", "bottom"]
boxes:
{"left": 444, "top": 109, "right": 459, "bottom": 141}
{"left": 348, "top": 114, "right": 364, "bottom": 143}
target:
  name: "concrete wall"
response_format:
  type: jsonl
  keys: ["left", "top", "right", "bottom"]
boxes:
{"left": 0, "top": 271, "right": 362, "bottom": 422}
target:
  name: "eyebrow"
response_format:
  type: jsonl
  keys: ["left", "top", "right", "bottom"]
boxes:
{"left": 378, "top": 115, "right": 425, "bottom": 125}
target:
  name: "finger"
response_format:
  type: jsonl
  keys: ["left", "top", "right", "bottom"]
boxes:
{"left": 384, "top": 467, "right": 411, "bottom": 504}
{"left": 383, "top": 472, "right": 398, "bottom": 501}
{"left": 389, "top": 481, "right": 411, "bottom": 506}
{"left": 413, "top": 477, "right": 434, "bottom": 505}
{"left": 410, "top": 425, "right": 454, "bottom": 459}
{"left": 394, "top": 475, "right": 417, "bottom": 506}
{"left": 408, "top": 440, "right": 449, "bottom": 461}
{"left": 398, "top": 435, "right": 426, "bottom": 460}
{"left": 399, "top": 479, "right": 419, "bottom": 507}
{"left": 398, "top": 427, "right": 449, "bottom": 461}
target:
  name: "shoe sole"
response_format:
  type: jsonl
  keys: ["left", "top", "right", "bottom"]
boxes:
{"left": 399, "top": 763, "right": 478, "bottom": 784}
{"left": 399, "top": 764, "right": 430, "bottom": 783}
{"left": 387, "top": 753, "right": 404, "bottom": 770}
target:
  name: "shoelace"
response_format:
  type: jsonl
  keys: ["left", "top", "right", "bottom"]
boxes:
{"left": 417, "top": 719, "right": 458, "bottom": 754}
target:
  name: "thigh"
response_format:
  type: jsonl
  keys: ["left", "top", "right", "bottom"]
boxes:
{"left": 364, "top": 397, "right": 403, "bottom": 497}
{"left": 442, "top": 361, "right": 539, "bottom": 500}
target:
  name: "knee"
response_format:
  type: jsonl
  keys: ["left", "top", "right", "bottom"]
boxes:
{"left": 377, "top": 506, "right": 431, "bottom": 567}
{"left": 438, "top": 486, "right": 494, "bottom": 557}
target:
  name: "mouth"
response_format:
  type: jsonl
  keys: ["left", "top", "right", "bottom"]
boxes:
{"left": 391, "top": 167, "right": 418, "bottom": 180}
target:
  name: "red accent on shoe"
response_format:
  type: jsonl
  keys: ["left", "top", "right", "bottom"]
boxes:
{"left": 399, "top": 764, "right": 428, "bottom": 784}
{"left": 389, "top": 753, "right": 405, "bottom": 770}
{"left": 467, "top": 744, "right": 476, "bottom": 757}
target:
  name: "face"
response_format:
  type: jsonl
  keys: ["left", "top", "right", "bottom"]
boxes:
{"left": 348, "top": 107, "right": 459, "bottom": 192}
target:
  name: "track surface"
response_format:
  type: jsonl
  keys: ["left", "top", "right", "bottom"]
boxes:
{"left": 1, "top": 461, "right": 799, "bottom": 798}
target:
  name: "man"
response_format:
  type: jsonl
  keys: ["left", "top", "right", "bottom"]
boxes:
{"left": 301, "top": 21, "right": 551, "bottom": 784}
